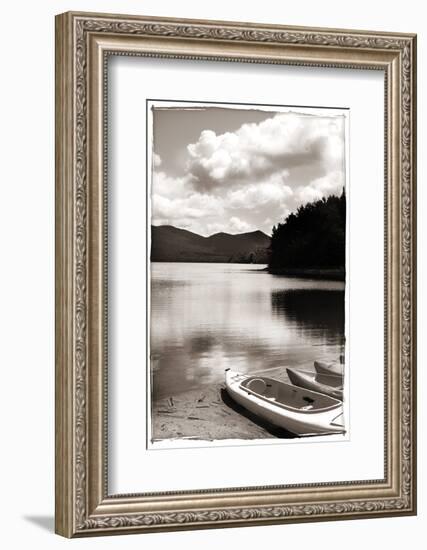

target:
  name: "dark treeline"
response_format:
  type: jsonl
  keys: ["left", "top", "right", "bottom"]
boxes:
{"left": 269, "top": 190, "right": 346, "bottom": 270}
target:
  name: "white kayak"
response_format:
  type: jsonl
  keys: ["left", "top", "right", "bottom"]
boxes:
{"left": 286, "top": 368, "right": 343, "bottom": 401}
{"left": 314, "top": 360, "right": 343, "bottom": 377}
{"left": 225, "top": 370, "right": 345, "bottom": 437}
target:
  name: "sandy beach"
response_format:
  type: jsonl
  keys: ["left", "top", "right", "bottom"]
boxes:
{"left": 151, "top": 366, "right": 297, "bottom": 442}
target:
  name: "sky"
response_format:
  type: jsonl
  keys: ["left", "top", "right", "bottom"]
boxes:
{"left": 151, "top": 105, "right": 346, "bottom": 237}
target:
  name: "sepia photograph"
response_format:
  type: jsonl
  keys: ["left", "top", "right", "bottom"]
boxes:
{"left": 53, "top": 9, "right": 417, "bottom": 537}
{"left": 148, "top": 100, "right": 348, "bottom": 448}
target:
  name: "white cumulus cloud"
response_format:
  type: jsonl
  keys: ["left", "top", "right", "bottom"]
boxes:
{"left": 153, "top": 152, "right": 162, "bottom": 168}
{"left": 151, "top": 110, "right": 346, "bottom": 236}
{"left": 186, "top": 112, "right": 345, "bottom": 191}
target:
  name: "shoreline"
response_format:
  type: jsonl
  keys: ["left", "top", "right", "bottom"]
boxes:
{"left": 151, "top": 261, "right": 345, "bottom": 281}
{"left": 266, "top": 267, "right": 345, "bottom": 281}
{"left": 151, "top": 367, "right": 297, "bottom": 442}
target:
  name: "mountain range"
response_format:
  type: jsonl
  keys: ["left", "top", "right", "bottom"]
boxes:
{"left": 151, "top": 225, "right": 271, "bottom": 263}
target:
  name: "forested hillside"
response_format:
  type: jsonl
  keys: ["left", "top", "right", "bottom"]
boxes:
{"left": 269, "top": 190, "right": 346, "bottom": 271}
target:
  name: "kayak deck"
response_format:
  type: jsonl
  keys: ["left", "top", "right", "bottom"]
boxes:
{"left": 225, "top": 370, "right": 345, "bottom": 436}
{"left": 286, "top": 368, "right": 344, "bottom": 401}
{"left": 240, "top": 375, "right": 341, "bottom": 413}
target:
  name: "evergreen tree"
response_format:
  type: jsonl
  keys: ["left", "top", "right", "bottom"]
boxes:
{"left": 269, "top": 189, "right": 346, "bottom": 270}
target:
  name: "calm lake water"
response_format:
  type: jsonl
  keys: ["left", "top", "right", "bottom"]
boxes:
{"left": 150, "top": 263, "right": 345, "bottom": 401}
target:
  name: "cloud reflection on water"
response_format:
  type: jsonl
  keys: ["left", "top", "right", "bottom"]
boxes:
{"left": 150, "top": 263, "right": 345, "bottom": 401}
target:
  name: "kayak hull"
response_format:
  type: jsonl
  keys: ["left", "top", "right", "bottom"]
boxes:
{"left": 225, "top": 370, "right": 345, "bottom": 437}
{"left": 314, "top": 360, "right": 343, "bottom": 377}
{"left": 286, "top": 368, "right": 343, "bottom": 401}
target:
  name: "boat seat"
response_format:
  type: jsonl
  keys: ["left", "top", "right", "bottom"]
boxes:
{"left": 246, "top": 378, "right": 267, "bottom": 394}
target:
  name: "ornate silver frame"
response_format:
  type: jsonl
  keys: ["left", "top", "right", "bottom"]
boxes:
{"left": 55, "top": 11, "right": 417, "bottom": 537}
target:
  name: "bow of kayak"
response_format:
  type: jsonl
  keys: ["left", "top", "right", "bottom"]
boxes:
{"left": 225, "top": 370, "right": 345, "bottom": 437}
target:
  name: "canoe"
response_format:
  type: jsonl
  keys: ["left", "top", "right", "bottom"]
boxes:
{"left": 286, "top": 368, "right": 343, "bottom": 401}
{"left": 314, "top": 360, "right": 343, "bottom": 377}
{"left": 225, "top": 369, "right": 345, "bottom": 437}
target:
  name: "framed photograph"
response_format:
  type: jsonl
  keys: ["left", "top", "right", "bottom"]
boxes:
{"left": 55, "top": 11, "right": 417, "bottom": 537}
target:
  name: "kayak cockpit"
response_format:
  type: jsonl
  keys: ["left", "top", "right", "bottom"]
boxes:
{"left": 240, "top": 376, "right": 340, "bottom": 413}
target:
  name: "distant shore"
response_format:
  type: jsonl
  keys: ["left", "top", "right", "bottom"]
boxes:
{"left": 151, "top": 261, "right": 345, "bottom": 280}
{"left": 267, "top": 267, "right": 345, "bottom": 281}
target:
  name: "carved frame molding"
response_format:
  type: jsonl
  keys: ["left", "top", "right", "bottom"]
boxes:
{"left": 55, "top": 12, "right": 416, "bottom": 537}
